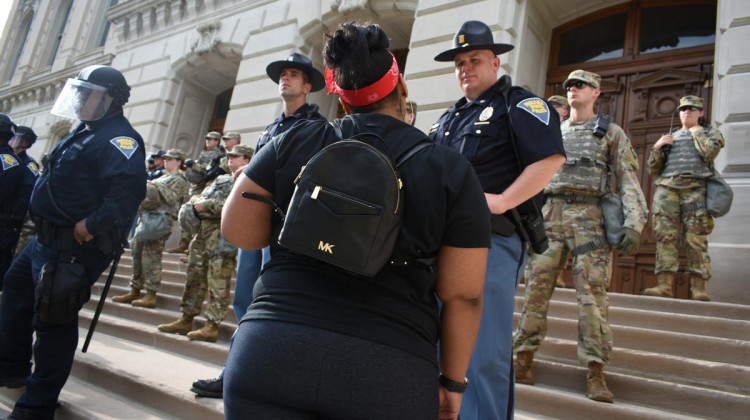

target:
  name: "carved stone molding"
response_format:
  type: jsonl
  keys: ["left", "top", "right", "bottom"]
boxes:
{"left": 333, "top": 0, "right": 369, "bottom": 14}
{"left": 191, "top": 20, "right": 222, "bottom": 55}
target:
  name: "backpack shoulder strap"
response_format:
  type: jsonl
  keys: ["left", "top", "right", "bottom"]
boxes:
{"left": 395, "top": 141, "right": 432, "bottom": 167}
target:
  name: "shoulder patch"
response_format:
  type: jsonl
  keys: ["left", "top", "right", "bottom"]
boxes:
{"left": 1, "top": 154, "right": 19, "bottom": 171}
{"left": 27, "top": 162, "right": 40, "bottom": 176}
{"left": 109, "top": 136, "right": 139, "bottom": 159}
{"left": 516, "top": 98, "right": 550, "bottom": 126}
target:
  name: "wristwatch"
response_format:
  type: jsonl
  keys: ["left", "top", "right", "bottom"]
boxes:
{"left": 439, "top": 374, "right": 468, "bottom": 393}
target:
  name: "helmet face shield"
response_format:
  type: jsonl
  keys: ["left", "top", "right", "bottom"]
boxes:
{"left": 51, "top": 78, "right": 114, "bottom": 121}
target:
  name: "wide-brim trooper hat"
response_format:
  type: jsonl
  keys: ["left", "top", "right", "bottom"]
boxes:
{"left": 266, "top": 53, "right": 325, "bottom": 92}
{"left": 434, "top": 20, "right": 515, "bottom": 62}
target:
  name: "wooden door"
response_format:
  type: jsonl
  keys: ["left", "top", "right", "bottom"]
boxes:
{"left": 545, "top": 0, "right": 716, "bottom": 297}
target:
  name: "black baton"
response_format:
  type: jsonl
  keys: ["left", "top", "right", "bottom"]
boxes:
{"left": 82, "top": 252, "right": 121, "bottom": 353}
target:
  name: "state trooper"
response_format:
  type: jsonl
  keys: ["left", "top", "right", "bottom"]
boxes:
{"left": 429, "top": 20, "right": 566, "bottom": 420}
{"left": 0, "top": 114, "right": 31, "bottom": 284}
{"left": 513, "top": 69, "right": 648, "bottom": 403}
{"left": 644, "top": 95, "right": 724, "bottom": 301}
{"left": 157, "top": 144, "right": 253, "bottom": 342}
{"left": 190, "top": 52, "right": 328, "bottom": 398}
{"left": 112, "top": 149, "right": 189, "bottom": 308}
{"left": 548, "top": 95, "right": 570, "bottom": 121}
{"left": 147, "top": 150, "right": 166, "bottom": 180}
{"left": 0, "top": 65, "right": 146, "bottom": 419}
{"left": 167, "top": 131, "right": 225, "bottom": 254}
{"left": 9, "top": 126, "right": 41, "bottom": 263}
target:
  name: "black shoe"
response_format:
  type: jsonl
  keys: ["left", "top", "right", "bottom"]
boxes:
{"left": 190, "top": 376, "right": 223, "bottom": 398}
{"left": 0, "top": 376, "right": 26, "bottom": 388}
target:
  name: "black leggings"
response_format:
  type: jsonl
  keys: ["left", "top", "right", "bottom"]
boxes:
{"left": 224, "top": 320, "right": 439, "bottom": 420}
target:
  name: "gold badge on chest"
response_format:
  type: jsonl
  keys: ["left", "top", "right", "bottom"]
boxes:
{"left": 479, "top": 106, "right": 494, "bottom": 121}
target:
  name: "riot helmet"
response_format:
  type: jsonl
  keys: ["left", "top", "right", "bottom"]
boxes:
{"left": 51, "top": 65, "right": 131, "bottom": 122}
{"left": 0, "top": 113, "right": 17, "bottom": 142}
{"left": 10, "top": 125, "right": 37, "bottom": 152}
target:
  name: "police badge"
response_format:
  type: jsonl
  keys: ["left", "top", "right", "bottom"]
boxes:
{"left": 479, "top": 106, "right": 494, "bottom": 121}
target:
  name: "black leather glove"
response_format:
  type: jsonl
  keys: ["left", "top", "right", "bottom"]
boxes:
{"left": 618, "top": 227, "right": 641, "bottom": 257}
{"left": 185, "top": 159, "right": 194, "bottom": 168}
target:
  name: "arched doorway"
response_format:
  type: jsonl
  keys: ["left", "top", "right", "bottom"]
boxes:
{"left": 545, "top": 0, "right": 717, "bottom": 297}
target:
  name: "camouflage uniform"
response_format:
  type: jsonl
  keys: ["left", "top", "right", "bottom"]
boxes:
{"left": 131, "top": 171, "right": 188, "bottom": 291}
{"left": 647, "top": 126, "right": 724, "bottom": 280}
{"left": 514, "top": 116, "right": 648, "bottom": 365}
{"left": 177, "top": 143, "right": 225, "bottom": 246}
{"left": 180, "top": 174, "right": 237, "bottom": 323}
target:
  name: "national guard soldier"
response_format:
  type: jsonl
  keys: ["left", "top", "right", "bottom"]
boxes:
{"left": 0, "top": 65, "right": 146, "bottom": 419}
{"left": 147, "top": 150, "right": 166, "bottom": 180}
{"left": 157, "top": 145, "right": 252, "bottom": 342}
{"left": 548, "top": 95, "right": 570, "bottom": 121}
{"left": 429, "top": 20, "right": 566, "bottom": 420}
{"left": 644, "top": 95, "right": 724, "bottom": 301}
{"left": 9, "top": 126, "right": 41, "bottom": 262}
{"left": 112, "top": 149, "right": 189, "bottom": 308}
{"left": 205, "top": 131, "right": 241, "bottom": 183}
{"left": 167, "top": 131, "right": 225, "bottom": 254}
{"left": 0, "top": 114, "right": 30, "bottom": 283}
{"left": 513, "top": 69, "right": 648, "bottom": 404}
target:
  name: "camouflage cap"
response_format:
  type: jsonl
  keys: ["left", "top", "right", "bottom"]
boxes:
{"left": 563, "top": 69, "right": 601, "bottom": 89}
{"left": 547, "top": 95, "right": 569, "bottom": 108}
{"left": 163, "top": 148, "right": 186, "bottom": 161}
{"left": 227, "top": 144, "right": 253, "bottom": 159}
{"left": 679, "top": 95, "right": 704, "bottom": 110}
{"left": 205, "top": 131, "right": 222, "bottom": 140}
{"left": 222, "top": 132, "right": 241, "bottom": 142}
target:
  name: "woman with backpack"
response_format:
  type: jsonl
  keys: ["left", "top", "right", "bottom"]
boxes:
{"left": 221, "top": 22, "right": 490, "bottom": 420}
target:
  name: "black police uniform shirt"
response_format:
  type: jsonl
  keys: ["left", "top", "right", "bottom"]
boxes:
{"left": 254, "top": 103, "right": 327, "bottom": 152}
{"left": 429, "top": 80, "right": 565, "bottom": 196}
{"left": 242, "top": 113, "right": 490, "bottom": 366}
{"left": 30, "top": 113, "right": 147, "bottom": 238}
{"left": 17, "top": 149, "right": 40, "bottom": 178}
{"left": 0, "top": 144, "right": 30, "bottom": 222}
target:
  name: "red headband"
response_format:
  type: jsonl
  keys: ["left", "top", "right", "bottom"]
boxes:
{"left": 325, "top": 53, "right": 400, "bottom": 107}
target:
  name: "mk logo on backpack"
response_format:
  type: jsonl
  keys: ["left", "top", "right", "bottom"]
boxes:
{"left": 244, "top": 120, "right": 431, "bottom": 277}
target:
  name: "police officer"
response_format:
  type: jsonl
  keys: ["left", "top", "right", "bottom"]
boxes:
{"left": 0, "top": 114, "right": 30, "bottom": 284}
{"left": 190, "top": 53, "right": 328, "bottom": 398}
{"left": 9, "top": 126, "right": 41, "bottom": 262}
{"left": 429, "top": 20, "right": 566, "bottom": 420}
{"left": 147, "top": 150, "right": 166, "bottom": 180}
{"left": 157, "top": 145, "right": 254, "bottom": 342}
{"left": 168, "top": 131, "right": 225, "bottom": 254}
{"left": 644, "top": 95, "right": 724, "bottom": 301}
{"left": 254, "top": 53, "right": 327, "bottom": 151}
{"left": 548, "top": 95, "right": 570, "bottom": 121}
{"left": 0, "top": 65, "right": 146, "bottom": 419}
{"left": 112, "top": 149, "right": 189, "bottom": 308}
{"left": 513, "top": 69, "right": 648, "bottom": 403}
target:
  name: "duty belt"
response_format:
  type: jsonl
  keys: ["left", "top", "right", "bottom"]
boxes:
{"left": 546, "top": 193, "right": 601, "bottom": 205}
{"left": 33, "top": 217, "right": 75, "bottom": 247}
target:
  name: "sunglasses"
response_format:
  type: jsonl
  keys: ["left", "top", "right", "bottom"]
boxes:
{"left": 565, "top": 81, "right": 592, "bottom": 91}
{"left": 679, "top": 106, "right": 701, "bottom": 112}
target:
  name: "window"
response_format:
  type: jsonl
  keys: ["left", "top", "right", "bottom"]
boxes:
{"left": 4, "top": 14, "right": 32, "bottom": 82}
{"left": 558, "top": 13, "right": 627, "bottom": 66}
{"left": 46, "top": 0, "right": 73, "bottom": 66}
{"left": 639, "top": 5, "right": 716, "bottom": 54}
{"left": 96, "top": 0, "right": 119, "bottom": 48}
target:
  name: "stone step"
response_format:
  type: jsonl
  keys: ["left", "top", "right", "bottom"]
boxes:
{"left": 526, "top": 359, "right": 750, "bottom": 420}
{"left": 530, "top": 337, "right": 750, "bottom": 396}
{"left": 514, "top": 295, "right": 750, "bottom": 341}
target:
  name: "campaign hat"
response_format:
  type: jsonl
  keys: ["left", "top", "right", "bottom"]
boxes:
{"left": 266, "top": 53, "right": 325, "bottom": 92}
{"left": 434, "top": 20, "right": 514, "bottom": 62}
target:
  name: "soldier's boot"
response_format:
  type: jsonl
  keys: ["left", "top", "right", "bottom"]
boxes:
{"left": 514, "top": 350, "right": 535, "bottom": 385}
{"left": 187, "top": 320, "right": 219, "bottom": 342}
{"left": 180, "top": 255, "right": 189, "bottom": 264}
{"left": 158, "top": 314, "right": 194, "bottom": 335}
{"left": 643, "top": 272, "right": 674, "bottom": 298}
{"left": 166, "top": 238, "right": 189, "bottom": 254}
{"left": 555, "top": 276, "right": 566, "bottom": 288}
{"left": 586, "top": 362, "right": 614, "bottom": 403}
{"left": 131, "top": 290, "right": 157, "bottom": 308}
{"left": 112, "top": 287, "right": 141, "bottom": 304}
{"left": 690, "top": 276, "right": 711, "bottom": 301}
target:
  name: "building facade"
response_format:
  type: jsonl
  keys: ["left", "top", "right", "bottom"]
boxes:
{"left": 1, "top": 0, "right": 747, "bottom": 304}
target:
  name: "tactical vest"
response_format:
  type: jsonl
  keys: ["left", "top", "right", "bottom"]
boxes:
{"left": 661, "top": 129, "right": 713, "bottom": 178}
{"left": 547, "top": 118, "right": 611, "bottom": 195}
{"left": 195, "top": 174, "right": 233, "bottom": 220}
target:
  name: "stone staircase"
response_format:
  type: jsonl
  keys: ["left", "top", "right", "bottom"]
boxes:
{"left": 2, "top": 250, "right": 749, "bottom": 419}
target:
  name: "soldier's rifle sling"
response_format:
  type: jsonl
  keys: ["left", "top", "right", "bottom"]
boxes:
{"left": 82, "top": 252, "right": 121, "bottom": 353}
